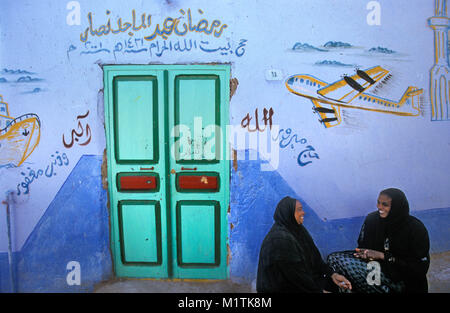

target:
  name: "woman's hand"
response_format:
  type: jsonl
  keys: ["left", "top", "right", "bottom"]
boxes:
{"left": 331, "top": 273, "right": 352, "bottom": 290}
{"left": 354, "top": 248, "right": 385, "bottom": 261}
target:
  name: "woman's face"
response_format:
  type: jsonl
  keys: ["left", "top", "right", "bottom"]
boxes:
{"left": 377, "top": 193, "right": 392, "bottom": 218}
{"left": 294, "top": 200, "right": 305, "bottom": 224}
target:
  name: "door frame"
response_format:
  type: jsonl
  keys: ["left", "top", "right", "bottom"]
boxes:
{"left": 103, "top": 64, "right": 230, "bottom": 280}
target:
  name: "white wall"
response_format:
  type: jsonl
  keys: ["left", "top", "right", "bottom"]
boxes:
{"left": 0, "top": 0, "right": 448, "bottom": 252}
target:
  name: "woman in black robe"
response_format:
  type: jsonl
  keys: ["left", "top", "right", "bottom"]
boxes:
{"left": 256, "top": 196, "right": 351, "bottom": 293}
{"left": 327, "top": 188, "right": 430, "bottom": 293}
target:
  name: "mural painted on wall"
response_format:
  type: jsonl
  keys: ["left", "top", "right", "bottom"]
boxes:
{"left": 285, "top": 66, "right": 424, "bottom": 128}
{"left": 0, "top": 68, "right": 46, "bottom": 94}
{"left": 428, "top": 0, "right": 450, "bottom": 121}
{"left": 272, "top": 128, "right": 319, "bottom": 167}
{"left": 239, "top": 107, "right": 319, "bottom": 167}
{"left": 16, "top": 151, "right": 70, "bottom": 196}
{"left": 0, "top": 95, "right": 41, "bottom": 168}
{"left": 240, "top": 107, "right": 274, "bottom": 132}
{"left": 79, "top": 8, "right": 228, "bottom": 42}
{"left": 67, "top": 8, "right": 248, "bottom": 60}
{"left": 62, "top": 110, "right": 92, "bottom": 148}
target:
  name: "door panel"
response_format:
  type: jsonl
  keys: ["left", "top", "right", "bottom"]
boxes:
{"left": 174, "top": 75, "right": 220, "bottom": 162}
{"left": 105, "top": 68, "right": 169, "bottom": 278}
{"left": 119, "top": 200, "right": 162, "bottom": 264}
{"left": 176, "top": 201, "right": 220, "bottom": 266}
{"left": 114, "top": 76, "right": 158, "bottom": 163}
{"left": 168, "top": 68, "right": 229, "bottom": 279}
{"left": 117, "top": 173, "right": 159, "bottom": 192}
{"left": 176, "top": 172, "right": 220, "bottom": 192}
{"left": 104, "top": 65, "right": 229, "bottom": 280}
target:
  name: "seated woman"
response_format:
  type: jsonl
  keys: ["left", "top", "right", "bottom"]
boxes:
{"left": 327, "top": 188, "right": 430, "bottom": 293}
{"left": 256, "top": 196, "right": 352, "bottom": 293}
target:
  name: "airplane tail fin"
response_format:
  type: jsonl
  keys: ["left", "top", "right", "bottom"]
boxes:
{"left": 311, "top": 100, "right": 341, "bottom": 128}
{"left": 399, "top": 86, "right": 423, "bottom": 106}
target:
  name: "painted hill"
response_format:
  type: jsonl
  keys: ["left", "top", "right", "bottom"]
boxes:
{"left": 323, "top": 41, "right": 352, "bottom": 48}
{"left": 315, "top": 60, "right": 355, "bottom": 67}
{"left": 368, "top": 46, "right": 396, "bottom": 54}
{"left": 292, "top": 42, "right": 327, "bottom": 52}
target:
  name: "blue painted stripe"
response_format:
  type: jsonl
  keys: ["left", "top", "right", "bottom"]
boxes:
{"left": 229, "top": 152, "right": 450, "bottom": 283}
{"left": 0, "top": 155, "right": 113, "bottom": 292}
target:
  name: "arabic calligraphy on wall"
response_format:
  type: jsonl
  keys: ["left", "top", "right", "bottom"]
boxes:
{"left": 62, "top": 110, "right": 92, "bottom": 148}
{"left": 240, "top": 108, "right": 274, "bottom": 133}
{"left": 0, "top": 95, "right": 41, "bottom": 168}
{"left": 68, "top": 38, "right": 247, "bottom": 59}
{"left": 272, "top": 128, "right": 320, "bottom": 167}
{"left": 16, "top": 151, "right": 70, "bottom": 196}
{"left": 68, "top": 8, "right": 246, "bottom": 60}
{"left": 80, "top": 9, "right": 228, "bottom": 43}
{"left": 237, "top": 108, "right": 316, "bottom": 169}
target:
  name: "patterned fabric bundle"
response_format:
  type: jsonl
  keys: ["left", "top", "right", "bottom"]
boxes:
{"left": 327, "top": 250, "right": 405, "bottom": 293}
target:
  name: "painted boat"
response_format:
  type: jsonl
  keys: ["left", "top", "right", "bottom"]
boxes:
{"left": 0, "top": 95, "right": 41, "bottom": 167}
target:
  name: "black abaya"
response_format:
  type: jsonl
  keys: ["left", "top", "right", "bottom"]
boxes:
{"left": 357, "top": 188, "right": 430, "bottom": 293}
{"left": 256, "top": 196, "right": 333, "bottom": 293}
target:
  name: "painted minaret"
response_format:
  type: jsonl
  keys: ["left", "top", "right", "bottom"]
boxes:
{"left": 429, "top": 0, "right": 450, "bottom": 121}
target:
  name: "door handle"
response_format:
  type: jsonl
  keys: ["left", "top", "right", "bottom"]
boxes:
{"left": 181, "top": 167, "right": 197, "bottom": 171}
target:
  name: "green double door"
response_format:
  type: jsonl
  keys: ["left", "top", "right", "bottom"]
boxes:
{"left": 104, "top": 65, "right": 229, "bottom": 279}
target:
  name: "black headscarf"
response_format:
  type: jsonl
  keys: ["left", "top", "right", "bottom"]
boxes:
{"left": 357, "top": 188, "right": 430, "bottom": 292}
{"left": 379, "top": 188, "right": 410, "bottom": 234}
{"left": 273, "top": 196, "right": 323, "bottom": 268}
{"left": 273, "top": 196, "right": 303, "bottom": 240}
{"left": 257, "top": 196, "right": 333, "bottom": 292}
{"left": 359, "top": 188, "right": 411, "bottom": 251}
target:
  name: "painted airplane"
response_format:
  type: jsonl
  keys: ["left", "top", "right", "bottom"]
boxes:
{"left": 285, "top": 66, "right": 423, "bottom": 128}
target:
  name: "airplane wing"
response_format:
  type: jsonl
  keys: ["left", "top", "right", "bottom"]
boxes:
{"left": 311, "top": 99, "right": 341, "bottom": 128}
{"left": 317, "top": 66, "right": 389, "bottom": 104}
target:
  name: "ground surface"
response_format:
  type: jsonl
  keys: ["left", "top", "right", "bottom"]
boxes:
{"left": 94, "top": 251, "right": 450, "bottom": 293}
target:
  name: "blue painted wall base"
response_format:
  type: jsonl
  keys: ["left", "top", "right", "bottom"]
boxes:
{"left": 0, "top": 155, "right": 113, "bottom": 292}
{"left": 229, "top": 151, "right": 450, "bottom": 284}
{"left": 1, "top": 152, "right": 448, "bottom": 291}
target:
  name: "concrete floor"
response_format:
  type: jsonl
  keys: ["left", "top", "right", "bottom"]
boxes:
{"left": 94, "top": 251, "right": 450, "bottom": 293}
{"left": 427, "top": 251, "right": 450, "bottom": 293}
{"left": 94, "top": 278, "right": 253, "bottom": 293}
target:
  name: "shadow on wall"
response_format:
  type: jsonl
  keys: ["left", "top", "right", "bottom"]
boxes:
{"left": 0, "top": 155, "right": 113, "bottom": 292}
{"left": 228, "top": 150, "right": 450, "bottom": 284}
